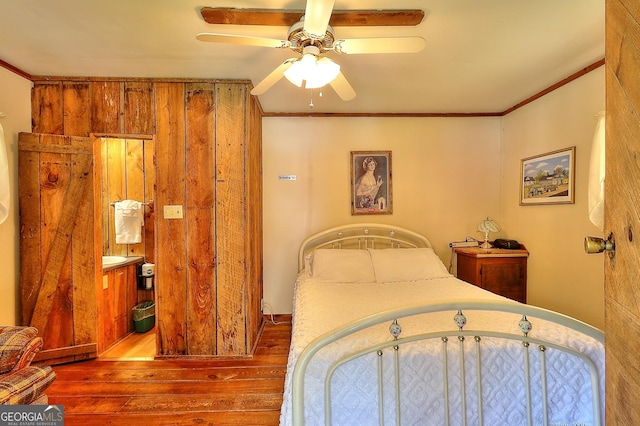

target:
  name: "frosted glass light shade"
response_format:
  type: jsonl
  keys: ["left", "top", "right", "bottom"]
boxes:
{"left": 283, "top": 54, "right": 315, "bottom": 87}
{"left": 477, "top": 218, "right": 500, "bottom": 249}
{"left": 284, "top": 54, "right": 340, "bottom": 89}
{"left": 306, "top": 57, "right": 340, "bottom": 88}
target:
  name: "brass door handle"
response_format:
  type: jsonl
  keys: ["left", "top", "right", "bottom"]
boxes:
{"left": 584, "top": 233, "right": 615, "bottom": 258}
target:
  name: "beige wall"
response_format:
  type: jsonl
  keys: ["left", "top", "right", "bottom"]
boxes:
{"left": 0, "top": 67, "right": 31, "bottom": 325}
{"left": 263, "top": 117, "right": 504, "bottom": 314}
{"left": 263, "top": 68, "right": 605, "bottom": 329}
{"left": 501, "top": 66, "right": 605, "bottom": 328}
{"left": 0, "top": 65, "right": 605, "bottom": 329}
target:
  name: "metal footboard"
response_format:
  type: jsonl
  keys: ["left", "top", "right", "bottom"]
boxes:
{"left": 291, "top": 300, "right": 604, "bottom": 426}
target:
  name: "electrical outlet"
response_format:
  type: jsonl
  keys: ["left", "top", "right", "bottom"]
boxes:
{"left": 163, "top": 205, "right": 183, "bottom": 219}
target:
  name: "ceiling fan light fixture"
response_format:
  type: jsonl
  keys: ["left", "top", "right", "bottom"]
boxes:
{"left": 285, "top": 53, "right": 317, "bottom": 86}
{"left": 284, "top": 54, "right": 340, "bottom": 89}
{"left": 199, "top": 5, "right": 426, "bottom": 102}
{"left": 305, "top": 56, "right": 340, "bottom": 89}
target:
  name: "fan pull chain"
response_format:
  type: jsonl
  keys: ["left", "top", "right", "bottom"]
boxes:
{"left": 308, "top": 89, "right": 324, "bottom": 109}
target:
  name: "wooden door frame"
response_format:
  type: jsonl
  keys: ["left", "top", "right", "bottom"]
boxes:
{"left": 94, "top": 134, "right": 158, "bottom": 357}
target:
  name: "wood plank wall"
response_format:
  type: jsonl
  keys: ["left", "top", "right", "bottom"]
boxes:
{"left": 30, "top": 77, "right": 264, "bottom": 357}
{"left": 247, "top": 87, "right": 264, "bottom": 356}
{"left": 605, "top": 0, "right": 640, "bottom": 424}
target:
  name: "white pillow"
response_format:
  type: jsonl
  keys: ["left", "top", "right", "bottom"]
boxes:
{"left": 309, "top": 249, "right": 376, "bottom": 282}
{"left": 368, "top": 248, "right": 451, "bottom": 282}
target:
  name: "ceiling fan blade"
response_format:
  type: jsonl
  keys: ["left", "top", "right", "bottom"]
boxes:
{"left": 196, "top": 33, "right": 290, "bottom": 49}
{"left": 303, "top": 0, "right": 335, "bottom": 37}
{"left": 200, "top": 7, "right": 424, "bottom": 27}
{"left": 250, "top": 59, "right": 297, "bottom": 96}
{"left": 333, "top": 37, "right": 426, "bottom": 55}
{"left": 329, "top": 72, "right": 356, "bottom": 101}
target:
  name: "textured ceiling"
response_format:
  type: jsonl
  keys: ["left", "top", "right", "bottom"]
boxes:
{"left": 0, "top": 0, "right": 604, "bottom": 114}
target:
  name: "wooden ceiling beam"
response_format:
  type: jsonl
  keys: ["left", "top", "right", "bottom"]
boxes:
{"left": 200, "top": 7, "right": 424, "bottom": 27}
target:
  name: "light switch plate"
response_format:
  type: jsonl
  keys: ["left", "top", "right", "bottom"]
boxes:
{"left": 163, "top": 205, "right": 183, "bottom": 219}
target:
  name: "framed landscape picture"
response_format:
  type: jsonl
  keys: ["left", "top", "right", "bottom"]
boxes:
{"left": 520, "top": 146, "right": 575, "bottom": 205}
{"left": 351, "top": 151, "right": 392, "bottom": 215}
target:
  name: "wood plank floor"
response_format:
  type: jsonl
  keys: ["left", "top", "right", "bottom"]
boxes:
{"left": 47, "top": 318, "right": 291, "bottom": 425}
{"left": 99, "top": 327, "right": 157, "bottom": 360}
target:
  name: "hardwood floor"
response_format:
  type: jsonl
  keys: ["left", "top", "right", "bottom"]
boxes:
{"left": 99, "top": 327, "right": 157, "bottom": 360}
{"left": 47, "top": 317, "right": 291, "bottom": 425}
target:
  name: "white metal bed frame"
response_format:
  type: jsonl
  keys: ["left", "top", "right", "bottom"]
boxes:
{"left": 289, "top": 223, "right": 604, "bottom": 426}
{"left": 297, "top": 223, "right": 433, "bottom": 271}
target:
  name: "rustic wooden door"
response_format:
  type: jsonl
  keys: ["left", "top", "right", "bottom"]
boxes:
{"left": 19, "top": 132, "right": 101, "bottom": 364}
{"left": 605, "top": 0, "right": 640, "bottom": 423}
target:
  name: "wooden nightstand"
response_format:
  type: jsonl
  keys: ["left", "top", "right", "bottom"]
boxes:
{"left": 453, "top": 245, "right": 529, "bottom": 303}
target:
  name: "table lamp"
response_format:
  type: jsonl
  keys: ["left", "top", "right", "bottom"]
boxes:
{"left": 477, "top": 218, "right": 500, "bottom": 249}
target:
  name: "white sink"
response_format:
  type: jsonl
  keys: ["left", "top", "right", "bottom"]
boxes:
{"left": 102, "top": 256, "right": 128, "bottom": 266}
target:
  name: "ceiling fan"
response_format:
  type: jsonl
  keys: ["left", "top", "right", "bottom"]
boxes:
{"left": 196, "top": 1, "right": 426, "bottom": 101}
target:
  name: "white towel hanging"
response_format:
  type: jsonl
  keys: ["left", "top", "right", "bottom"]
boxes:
{"left": 0, "top": 124, "right": 10, "bottom": 225}
{"left": 114, "top": 200, "right": 144, "bottom": 244}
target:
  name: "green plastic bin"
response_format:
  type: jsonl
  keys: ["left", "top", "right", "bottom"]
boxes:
{"left": 132, "top": 301, "right": 155, "bottom": 333}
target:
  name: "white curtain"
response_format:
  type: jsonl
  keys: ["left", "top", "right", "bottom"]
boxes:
{"left": 0, "top": 124, "right": 9, "bottom": 225}
{"left": 588, "top": 112, "right": 605, "bottom": 231}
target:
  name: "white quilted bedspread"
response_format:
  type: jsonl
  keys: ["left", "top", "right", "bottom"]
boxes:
{"left": 279, "top": 275, "right": 604, "bottom": 426}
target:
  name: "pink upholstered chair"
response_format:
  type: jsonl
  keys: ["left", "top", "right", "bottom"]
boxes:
{"left": 0, "top": 326, "right": 56, "bottom": 405}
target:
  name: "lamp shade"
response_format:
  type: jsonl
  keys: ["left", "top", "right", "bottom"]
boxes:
{"left": 477, "top": 219, "right": 499, "bottom": 234}
{"left": 284, "top": 54, "right": 340, "bottom": 89}
{"left": 477, "top": 218, "right": 500, "bottom": 249}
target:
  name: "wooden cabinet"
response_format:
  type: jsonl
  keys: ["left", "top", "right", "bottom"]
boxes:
{"left": 98, "top": 264, "right": 139, "bottom": 354}
{"left": 454, "top": 246, "right": 528, "bottom": 303}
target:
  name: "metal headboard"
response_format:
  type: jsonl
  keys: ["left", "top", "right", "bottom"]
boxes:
{"left": 298, "top": 223, "right": 433, "bottom": 271}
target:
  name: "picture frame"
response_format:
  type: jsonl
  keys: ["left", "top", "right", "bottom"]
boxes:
{"left": 351, "top": 151, "right": 392, "bottom": 215}
{"left": 520, "top": 146, "right": 575, "bottom": 205}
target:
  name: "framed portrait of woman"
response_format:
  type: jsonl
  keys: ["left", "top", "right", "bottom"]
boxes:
{"left": 350, "top": 150, "right": 392, "bottom": 215}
